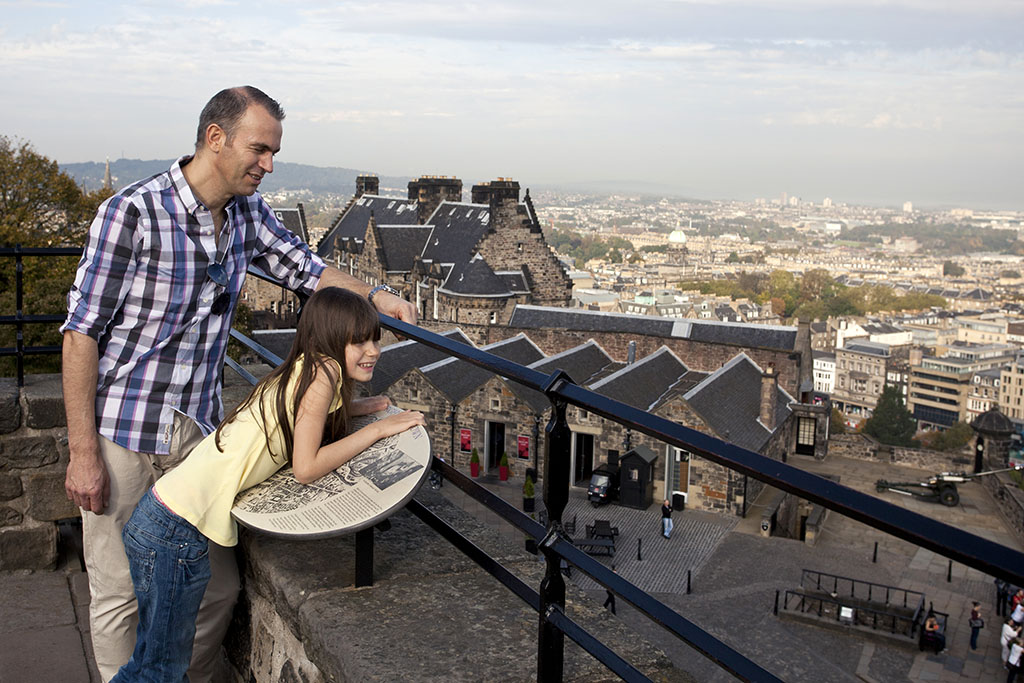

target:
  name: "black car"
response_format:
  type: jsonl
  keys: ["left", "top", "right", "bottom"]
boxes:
{"left": 587, "top": 466, "right": 620, "bottom": 507}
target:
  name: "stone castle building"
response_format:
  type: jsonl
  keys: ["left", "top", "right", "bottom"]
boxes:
{"left": 316, "top": 175, "right": 572, "bottom": 326}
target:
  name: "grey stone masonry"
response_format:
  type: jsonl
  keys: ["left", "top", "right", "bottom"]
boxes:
{"left": 0, "top": 374, "right": 69, "bottom": 570}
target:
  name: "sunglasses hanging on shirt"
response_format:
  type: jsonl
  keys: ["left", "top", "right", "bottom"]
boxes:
{"left": 206, "top": 255, "right": 232, "bottom": 316}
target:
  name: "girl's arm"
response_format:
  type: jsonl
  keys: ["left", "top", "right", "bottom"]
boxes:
{"left": 348, "top": 395, "right": 392, "bottom": 416}
{"left": 291, "top": 368, "right": 425, "bottom": 484}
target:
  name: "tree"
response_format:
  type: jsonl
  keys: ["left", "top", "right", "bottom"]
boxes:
{"left": 862, "top": 385, "right": 918, "bottom": 447}
{"left": 1001, "top": 269, "right": 1022, "bottom": 279}
{"left": 0, "top": 137, "right": 113, "bottom": 376}
{"left": 943, "top": 260, "right": 965, "bottom": 277}
{"left": 0, "top": 136, "right": 107, "bottom": 247}
{"left": 830, "top": 406, "right": 846, "bottom": 435}
{"left": 920, "top": 421, "right": 974, "bottom": 452}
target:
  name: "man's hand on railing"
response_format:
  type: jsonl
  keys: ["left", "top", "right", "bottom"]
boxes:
{"left": 65, "top": 436, "right": 110, "bottom": 514}
{"left": 373, "top": 290, "right": 417, "bottom": 325}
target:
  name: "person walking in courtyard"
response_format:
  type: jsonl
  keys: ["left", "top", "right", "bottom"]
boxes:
{"left": 661, "top": 499, "right": 673, "bottom": 539}
{"left": 970, "top": 601, "right": 985, "bottom": 650}
{"left": 1008, "top": 637, "right": 1024, "bottom": 682}
{"left": 603, "top": 566, "right": 617, "bottom": 614}
{"left": 1004, "top": 619, "right": 1022, "bottom": 668}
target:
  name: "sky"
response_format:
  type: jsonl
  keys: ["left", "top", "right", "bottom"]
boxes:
{"left": 2, "top": 0, "right": 1022, "bottom": 210}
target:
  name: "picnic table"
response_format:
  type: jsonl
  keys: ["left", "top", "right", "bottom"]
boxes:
{"left": 586, "top": 519, "right": 619, "bottom": 540}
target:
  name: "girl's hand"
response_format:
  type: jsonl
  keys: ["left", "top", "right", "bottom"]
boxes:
{"left": 350, "top": 395, "right": 392, "bottom": 416}
{"left": 374, "top": 410, "right": 426, "bottom": 439}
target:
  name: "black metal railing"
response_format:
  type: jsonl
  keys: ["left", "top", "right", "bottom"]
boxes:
{"left": 776, "top": 590, "right": 938, "bottom": 639}
{"left": 799, "top": 569, "right": 925, "bottom": 612}
{"left": 0, "top": 246, "right": 81, "bottom": 386}
{"left": 9, "top": 247, "right": 1024, "bottom": 681}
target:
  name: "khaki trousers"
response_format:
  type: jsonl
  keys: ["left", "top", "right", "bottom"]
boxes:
{"left": 82, "top": 414, "right": 239, "bottom": 683}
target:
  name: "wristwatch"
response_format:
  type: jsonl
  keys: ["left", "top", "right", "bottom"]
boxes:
{"left": 367, "top": 283, "right": 400, "bottom": 305}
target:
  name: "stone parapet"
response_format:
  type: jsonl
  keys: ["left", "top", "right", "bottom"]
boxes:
{"left": 0, "top": 374, "right": 70, "bottom": 570}
{"left": 227, "top": 488, "right": 688, "bottom": 682}
{"left": 828, "top": 433, "right": 971, "bottom": 472}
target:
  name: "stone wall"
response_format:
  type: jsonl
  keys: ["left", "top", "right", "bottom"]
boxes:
{"left": 828, "top": 433, "right": 972, "bottom": 472}
{"left": 0, "top": 375, "right": 74, "bottom": 570}
{"left": 982, "top": 473, "right": 1024, "bottom": 547}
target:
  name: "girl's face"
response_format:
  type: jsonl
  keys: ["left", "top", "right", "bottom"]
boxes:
{"left": 345, "top": 339, "right": 380, "bottom": 382}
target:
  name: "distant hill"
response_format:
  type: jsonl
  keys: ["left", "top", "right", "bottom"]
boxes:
{"left": 59, "top": 158, "right": 413, "bottom": 196}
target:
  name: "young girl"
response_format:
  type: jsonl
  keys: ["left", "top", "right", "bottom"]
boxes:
{"left": 110, "top": 287, "right": 425, "bottom": 682}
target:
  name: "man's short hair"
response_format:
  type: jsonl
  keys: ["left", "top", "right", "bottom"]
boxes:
{"left": 195, "top": 86, "right": 285, "bottom": 149}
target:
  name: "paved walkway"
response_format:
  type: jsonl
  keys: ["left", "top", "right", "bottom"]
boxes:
{"left": 3, "top": 454, "right": 1020, "bottom": 682}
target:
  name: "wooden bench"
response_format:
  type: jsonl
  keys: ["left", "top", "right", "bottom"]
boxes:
{"left": 575, "top": 537, "right": 616, "bottom": 557}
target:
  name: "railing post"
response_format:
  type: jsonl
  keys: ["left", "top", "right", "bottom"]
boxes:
{"left": 538, "top": 370, "right": 572, "bottom": 682}
{"left": 15, "top": 244, "right": 24, "bottom": 387}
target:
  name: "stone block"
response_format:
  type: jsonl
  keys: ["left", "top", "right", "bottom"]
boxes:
{"left": 0, "top": 522, "right": 57, "bottom": 570}
{"left": 0, "top": 505, "right": 22, "bottom": 527}
{"left": 25, "top": 470, "right": 77, "bottom": 521}
{"left": 0, "top": 473, "right": 22, "bottom": 500}
{"left": 0, "top": 435, "right": 59, "bottom": 469}
{"left": 23, "top": 373, "right": 66, "bottom": 429}
{"left": 0, "top": 379, "right": 20, "bottom": 434}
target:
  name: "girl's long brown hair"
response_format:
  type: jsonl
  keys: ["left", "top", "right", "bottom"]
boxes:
{"left": 215, "top": 287, "right": 381, "bottom": 463}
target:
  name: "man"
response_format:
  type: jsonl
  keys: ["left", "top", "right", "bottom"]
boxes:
{"left": 61, "top": 86, "right": 416, "bottom": 682}
{"left": 661, "top": 499, "right": 673, "bottom": 539}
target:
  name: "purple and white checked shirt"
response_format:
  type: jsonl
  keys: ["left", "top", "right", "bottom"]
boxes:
{"left": 61, "top": 156, "right": 325, "bottom": 455}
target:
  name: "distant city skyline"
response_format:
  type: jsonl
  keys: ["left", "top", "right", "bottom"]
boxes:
{"left": 2, "top": 0, "right": 1021, "bottom": 211}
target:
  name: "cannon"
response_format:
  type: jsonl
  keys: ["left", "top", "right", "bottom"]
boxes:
{"left": 876, "top": 464, "right": 1022, "bottom": 507}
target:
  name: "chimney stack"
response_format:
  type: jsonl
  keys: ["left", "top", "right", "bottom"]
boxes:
{"left": 471, "top": 178, "right": 520, "bottom": 208}
{"left": 408, "top": 175, "right": 463, "bottom": 224}
{"left": 760, "top": 364, "right": 779, "bottom": 430}
{"left": 355, "top": 174, "right": 379, "bottom": 198}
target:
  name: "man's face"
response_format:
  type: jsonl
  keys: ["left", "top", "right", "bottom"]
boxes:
{"left": 217, "top": 105, "right": 282, "bottom": 197}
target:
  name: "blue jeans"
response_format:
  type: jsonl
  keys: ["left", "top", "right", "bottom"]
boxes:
{"left": 663, "top": 517, "right": 673, "bottom": 538}
{"left": 110, "top": 488, "right": 211, "bottom": 683}
{"left": 970, "top": 625, "right": 980, "bottom": 649}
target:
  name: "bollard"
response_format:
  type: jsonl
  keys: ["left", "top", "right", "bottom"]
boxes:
{"left": 873, "top": 541, "right": 878, "bottom": 563}
{"left": 637, "top": 538, "right": 642, "bottom": 562}
{"left": 687, "top": 569, "right": 692, "bottom": 595}
{"left": 774, "top": 590, "right": 779, "bottom": 616}
{"left": 947, "top": 560, "right": 952, "bottom": 583}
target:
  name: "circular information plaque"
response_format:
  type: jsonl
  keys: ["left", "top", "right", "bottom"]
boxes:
{"left": 231, "top": 406, "right": 431, "bottom": 539}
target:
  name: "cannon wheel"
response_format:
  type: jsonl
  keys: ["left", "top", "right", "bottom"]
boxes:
{"left": 938, "top": 485, "right": 960, "bottom": 507}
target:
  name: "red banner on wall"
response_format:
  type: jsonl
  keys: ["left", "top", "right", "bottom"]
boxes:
{"left": 517, "top": 435, "right": 530, "bottom": 460}
{"left": 460, "top": 429, "right": 472, "bottom": 452}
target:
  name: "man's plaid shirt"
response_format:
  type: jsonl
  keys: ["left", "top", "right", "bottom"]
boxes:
{"left": 62, "top": 157, "right": 325, "bottom": 455}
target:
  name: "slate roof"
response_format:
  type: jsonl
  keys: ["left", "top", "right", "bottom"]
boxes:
{"left": 376, "top": 226, "right": 433, "bottom": 272}
{"left": 589, "top": 347, "right": 695, "bottom": 412}
{"left": 684, "top": 353, "right": 794, "bottom": 452}
{"left": 419, "top": 202, "right": 493, "bottom": 268}
{"left": 844, "top": 340, "right": 890, "bottom": 357}
{"left": 316, "top": 194, "right": 419, "bottom": 258}
{"left": 508, "top": 306, "right": 798, "bottom": 352}
{"left": 510, "top": 341, "right": 617, "bottom": 413}
{"left": 420, "top": 334, "right": 545, "bottom": 403}
{"left": 439, "top": 256, "right": 511, "bottom": 297}
{"left": 271, "top": 207, "right": 308, "bottom": 244}
{"left": 368, "top": 328, "right": 474, "bottom": 394}
{"left": 496, "top": 271, "right": 529, "bottom": 293}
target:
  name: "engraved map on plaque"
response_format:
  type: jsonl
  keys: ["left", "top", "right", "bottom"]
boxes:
{"left": 231, "top": 406, "right": 431, "bottom": 539}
